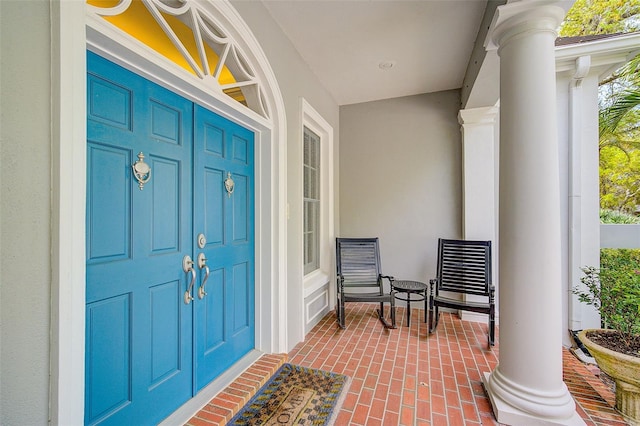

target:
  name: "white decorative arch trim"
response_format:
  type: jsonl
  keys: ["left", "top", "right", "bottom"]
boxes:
{"left": 87, "top": 0, "right": 271, "bottom": 119}
{"left": 51, "top": 1, "right": 287, "bottom": 424}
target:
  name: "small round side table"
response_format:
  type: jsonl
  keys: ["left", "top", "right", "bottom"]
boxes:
{"left": 391, "top": 280, "right": 428, "bottom": 327}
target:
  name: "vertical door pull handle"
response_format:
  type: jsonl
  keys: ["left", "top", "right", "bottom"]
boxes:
{"left": 183, "top": 255, "right": 195, "bottom": 304}
{"left": 197, "top": 253, "right": 210, "bottom": 299}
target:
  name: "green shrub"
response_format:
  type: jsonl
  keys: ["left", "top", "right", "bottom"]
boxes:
{"left": 600, "top": 208, "right": 640, "bottom": 224}
{"left": 575, "top": 249, "right": 640, "bottom": 346}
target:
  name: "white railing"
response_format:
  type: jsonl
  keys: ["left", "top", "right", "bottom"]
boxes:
{"left": 600, "top": 224, "right": 640, "bottom": 249}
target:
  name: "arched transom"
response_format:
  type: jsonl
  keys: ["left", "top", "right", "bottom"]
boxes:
{"left": 87, "top": 0, "right": 270, "bottom": 118}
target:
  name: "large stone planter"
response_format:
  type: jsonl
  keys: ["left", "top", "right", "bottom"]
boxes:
{"left": 579, "top": 329, "right": 640, "bottom": 425}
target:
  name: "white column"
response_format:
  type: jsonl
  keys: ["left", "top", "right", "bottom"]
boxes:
{"left": 566, "top": 62, "right": 601, "bottom": 333}
{"left": 459, "top": 106, "right": 499, "bottom": 324}
{"left": 482, "top": 3, "right": 585, "bottom": 425}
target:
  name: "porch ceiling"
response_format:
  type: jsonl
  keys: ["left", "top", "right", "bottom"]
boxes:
{"left": 260, "top": 0, "right": 490, "bottom": 106}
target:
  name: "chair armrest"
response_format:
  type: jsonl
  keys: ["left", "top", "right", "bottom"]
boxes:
{"left": 380, "top": 275, "right": 395, "bottom": 296}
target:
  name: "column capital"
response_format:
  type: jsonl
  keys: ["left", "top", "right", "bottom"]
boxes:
{"left": 458, "top": 106, "right": 499, "bottom": 126}
{"left": 486, "top": 1, "right": 566, "bottom": 52}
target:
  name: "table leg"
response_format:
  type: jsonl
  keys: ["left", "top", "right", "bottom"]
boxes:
{"left": 406, "top": 296, "right": 411, "bottom": 327}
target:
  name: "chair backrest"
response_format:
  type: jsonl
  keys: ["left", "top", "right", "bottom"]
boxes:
{"left": 336, "top": 238, "right": 382, "bottom": 288}
{"left": 436, "top": 238, "right": 492, "bottom": 296}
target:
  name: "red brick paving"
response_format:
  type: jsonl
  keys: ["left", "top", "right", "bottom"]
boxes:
{"left": 187, "top": 303, "right": 628, "bottom": 425}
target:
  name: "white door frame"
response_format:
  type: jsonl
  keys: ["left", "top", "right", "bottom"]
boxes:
{"left": 50, "top": 1, "right": 288, "bottom": 423}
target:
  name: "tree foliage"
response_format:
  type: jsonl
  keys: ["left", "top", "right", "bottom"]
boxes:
{"left": 559, "top": 1, "right": 640, "bottom": 214}
{"left": 598, "top": 58, "right": 640, "bottom": 213}
{"left": 600, "top": 146, "right": 640, "bottom": 213}
{"left": 559, "top": 0, "right": 640, "bottom": 37}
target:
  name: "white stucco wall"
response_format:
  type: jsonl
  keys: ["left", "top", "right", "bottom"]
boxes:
{"left": 1, "top": 1, "right": 52, "bottom": 424}
{"left": 339, "top": 91, "right": 462, "bottom": 284}
{"left": 231, "top": 1, "right": 340, "bottom": 349}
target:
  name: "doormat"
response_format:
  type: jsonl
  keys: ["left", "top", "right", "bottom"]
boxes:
{"left": 228, "top": 364, "right": 350, "bottom": 425}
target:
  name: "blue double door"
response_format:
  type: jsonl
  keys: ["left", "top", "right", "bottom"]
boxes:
{"left": 85, "top": 52, "right": 255, "bottom": 425}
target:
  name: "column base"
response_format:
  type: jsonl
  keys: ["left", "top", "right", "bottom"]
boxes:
{"left": 482, "top": 371, "right": 585, "bottom": 426}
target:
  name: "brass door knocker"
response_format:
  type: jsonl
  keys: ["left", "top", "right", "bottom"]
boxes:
{"left": 132, "top": 152, "right": 151, "bottom": 190}
{"left": 224, "top": 172, "right": 234, "bottom": 197}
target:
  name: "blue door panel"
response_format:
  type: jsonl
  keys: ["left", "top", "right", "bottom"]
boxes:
{"left": 87, "top": 76, "right": 132, "bottom": 130}
{"left": 204, "top": 167, "right": 225, "bottom": 246}
{"left": 87, "top": 51, "right": 255, "bottom": 423}
{"left": 203, "top": 268, "right": 226, "bottom": 353}
{"left": 194, "top": 105, "right": 255, "bottom": 392}
{"left": 87, "top": 51, "right": 193, "bottom": 425}
{"left": 85, "top": 294, "right": 132, "bottom": 424}
{"left": 150, "top": 157, "right": 180, "bottom": 253}
{"left": 149, "top": 280, "right": 181, "bottom": 386}
{"left": 86, "top": 144, "right": 131, "bottom": 262}
{"left": 232, "top": 134, "right": 249, "bottom": 163}
{"left": 231, "top": 173, "right": 249, "bottom": 242}
{"left": 232, "top": 262, "right": 249, "bottom": 330}
{"left": 203, "top": 123, "right": 225, "bottom": 156}
{"left": 150, "top": 100, "right": 183, "bottom": 144}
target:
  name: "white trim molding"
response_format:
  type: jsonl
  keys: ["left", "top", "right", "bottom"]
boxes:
{"left": 301, "top": 98, "right": 335, "bottom": 331}
{"left": 50, "top": 2, "right": 88, "bottom": 424}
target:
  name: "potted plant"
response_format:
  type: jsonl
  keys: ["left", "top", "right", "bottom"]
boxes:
{"left": 574, "top": 249, "right": 640, "bottom": 425}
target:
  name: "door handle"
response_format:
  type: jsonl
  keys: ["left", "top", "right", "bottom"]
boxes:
{"left": 197, "top": 253, "right": 210, "bottom": 299}
{"left": 183, "top": 255, "right": 195, "bottom": 304}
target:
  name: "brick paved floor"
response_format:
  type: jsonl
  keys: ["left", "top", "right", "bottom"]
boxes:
{"left": 188, "top": 303, "right": 628, "bottom": 425}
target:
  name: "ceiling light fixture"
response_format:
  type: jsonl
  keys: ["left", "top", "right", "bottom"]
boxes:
{"left": 378, "top": 60, "right": 396, "bottom": 70}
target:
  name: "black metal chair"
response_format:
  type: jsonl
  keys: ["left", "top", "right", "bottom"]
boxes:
{"left": 336, "top": 237, "right": 396, "bottom": 329}
{"left": 429, "top": 238, "right": 495, "bottom": 345}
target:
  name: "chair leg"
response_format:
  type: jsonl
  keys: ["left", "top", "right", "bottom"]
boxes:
{"left": 428, "top": 282, "right": 436, "bottom": 333}
{"left": 376, "top": 301, "right": 395, "bottom": 329}
{"left": 428, "top": 299, "right": 436, "bottom": 333}
{"left": 423, "top": 290, "right": 428, "bottom": 323}
{"left": 488, "top": 308, "right": 495, "bottom": 346}
{"left": 390, "top": 298, "right": 396, "bottom": 328}
{"left": 429, "top": 306, "right": 440, "bottom": 334}
{"left": 339, "top": 297, "right": 346, "bottom": 329}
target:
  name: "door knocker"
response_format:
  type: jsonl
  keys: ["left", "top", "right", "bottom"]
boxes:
{"left": 132, "top": 152, "right": 151, "bottom": 190}
{"left": 224, "top": 172, "right": 235, "bottom": 198}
